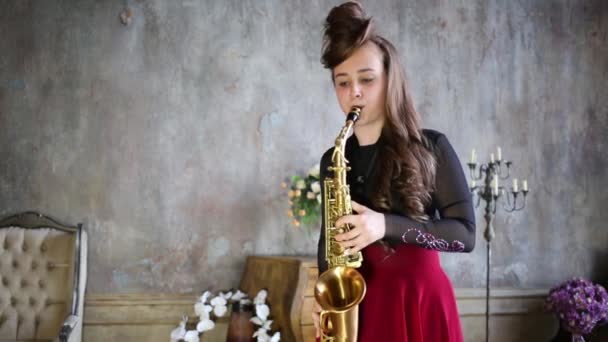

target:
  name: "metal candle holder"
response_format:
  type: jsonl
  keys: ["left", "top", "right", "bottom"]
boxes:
{"left": 467, "top": 149, "right": 529, "bottom": 342}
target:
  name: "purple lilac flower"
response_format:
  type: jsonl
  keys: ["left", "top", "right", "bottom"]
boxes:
{"left": 544, "top": 277, "right": 608, "bottom": 335}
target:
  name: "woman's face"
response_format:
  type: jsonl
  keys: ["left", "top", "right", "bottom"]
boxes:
{"left": 333, "top": 41, "right": 387, "bottom": 130}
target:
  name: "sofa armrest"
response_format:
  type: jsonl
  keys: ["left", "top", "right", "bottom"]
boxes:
{"left": 59, "top": 315, "right": 80, "bottom": 342}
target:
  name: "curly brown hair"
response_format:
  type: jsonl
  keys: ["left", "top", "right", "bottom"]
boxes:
{"left": 321, "top": 1, "right": 436, "bottom": 221}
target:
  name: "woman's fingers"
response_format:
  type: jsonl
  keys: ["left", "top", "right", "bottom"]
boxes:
{"left": 334, "top": 225, "right": 360, "bottom": 242}
{"left": 334, "top": 200, "right": 384, "bottom": 252}
{"left": 350, "top": 200, "right": 368, "bottom": 213}
{"left": 340, "top": 234, "right": 365, "bottom": 254}
{"left": 334, "top": 214, "right": 358, "bottom": 232}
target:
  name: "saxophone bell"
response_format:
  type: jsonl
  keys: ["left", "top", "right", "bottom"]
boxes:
{"left": 315, "top": 267, "right": 366, "bottom": 341}
{"left": 315, "top": 266, "right": 366, "bottom": 312}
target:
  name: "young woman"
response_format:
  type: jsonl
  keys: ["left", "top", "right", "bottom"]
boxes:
{"left": 313, "top": 2, "right": 476, "bottom": 341}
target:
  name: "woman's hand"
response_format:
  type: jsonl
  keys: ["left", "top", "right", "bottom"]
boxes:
{"left": 334, "top": 200, "right": 386, "bottom": 254}
{"left": 312, "top": 299, "right": 322, "bottom": 339}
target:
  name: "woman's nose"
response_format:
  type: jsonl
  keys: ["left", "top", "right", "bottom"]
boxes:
{"left": 351, "top": 84, "right": 362, "bottom": 98}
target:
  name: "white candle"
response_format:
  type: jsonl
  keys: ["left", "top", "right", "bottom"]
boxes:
{"left": 470, "top": 149, "right": 477, "bottom": 164}
{"left": 512, "top": 178, "right": 518, "bottom": 192}
{"left": 493, "top": 175, "right": 498, "bottom": 195}
{"left": 522, "top": 180, "right": 528, "bottom": 191}
{"left": 497, "top": 147, "right": 502, "bottom": 161}
{"left": 490, "top": 153, "right": 495, "bottom": 163}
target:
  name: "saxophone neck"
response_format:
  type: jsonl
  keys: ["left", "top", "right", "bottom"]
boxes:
{"left": 337, "top": 107, "right": 360, "bottom": 145}
{"left": 334, "top": 124, "right": 351, "bottom": 155}
{"left": 331, "top": 107, "right": 360, "bottom": 169}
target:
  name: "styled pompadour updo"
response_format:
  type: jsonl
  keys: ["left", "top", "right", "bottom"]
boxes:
{"left": 321, "top": 1, "right": 437, "bottom": 222}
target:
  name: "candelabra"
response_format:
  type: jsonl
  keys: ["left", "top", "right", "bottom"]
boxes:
{"left": 467, "top": 148, "right": 529, "bottom": 342}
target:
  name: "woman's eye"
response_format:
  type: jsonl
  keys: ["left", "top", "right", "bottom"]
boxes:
{"left": 337, "top": 81, "right": 349, "bottom": 87}
{"left": 361, "top": 78, "right": 374, "bottom": 84}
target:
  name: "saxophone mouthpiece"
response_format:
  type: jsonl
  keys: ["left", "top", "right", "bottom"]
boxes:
{"left": 347, "top": 107, "right": 361, "bottom": 123}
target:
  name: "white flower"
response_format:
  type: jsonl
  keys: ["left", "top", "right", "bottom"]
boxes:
{"left": 308, "top": 164, "right": 320, "bottom": 178}
{"left": 317, "top": 194, "right": 321, "bottom": 204}
{"left": 184, "top": 330, "right": 200, "bottom": 342}
{"left": 210, "top": 296, "right": 227, "bottom": 307}
{"left": 196, "top": 318, "right": 215, "bottom": 332}
{"left": 254, "top": 289, "right": 268, "bottom": 305}
{"left": 311, "top": 181, "right": 321, "bottom": 193}
{"left": 256, "top": 329, "right": 281, "bottom": 342}
{"left": 256, "top": 304, "right": 270, "bottom": 321}
{"left": 208, "top": 295, "right": 228, "bottom": 317}
{"left": 231, "top": 290, "right": 247, "bottom": 301}
{"left": 254, "top": 327, "right": 270, "bottom": 341}
{"left": 295, "top": 179, "right": 306, "bottom": 190}
{"left": 198, "top": 291, "right": 211, "bottom": 304}
{"left": 306, "top": 191, "right": 315, "bottom": 199}
{"left": 213, "top": 304, "right": 227, "bottom": 317}
{"left": 170, "top": 316, "right": 187, "bottom": 342}
{"left": 248, "top": 288, "right": 280, "bottom": 341}
{"left": 219, "top": 291, "right": 233, "bottom": 300}
{"left": 173, "top": 289, "right": 259, "bottom": 342}
{"left": 262, "top": 319, "right": 273, "bottom": 330}
{"left": 250, "top": 316, "right": 264, "bottom": 326}
{"left": 194, "top": 303, "right": 212, "bottom": 319}
{"left": 270, "top": 331, "right": 281, "bottom": 342}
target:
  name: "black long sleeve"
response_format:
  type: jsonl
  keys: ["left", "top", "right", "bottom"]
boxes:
{"left": 317, "top": 130, "right": 476, "bottom": 273}
{"left": 383, "top": 133, "right": 476, "bottom": 253}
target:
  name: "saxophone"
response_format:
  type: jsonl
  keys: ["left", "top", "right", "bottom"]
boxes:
{"left": 314, "top": 107, "right": 367, "bottom": 342}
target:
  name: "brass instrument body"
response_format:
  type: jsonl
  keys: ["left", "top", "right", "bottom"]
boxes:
{"left": 315, "top": 107, "right": 367, "bottom": 342}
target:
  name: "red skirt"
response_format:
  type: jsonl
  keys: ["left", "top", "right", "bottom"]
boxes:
{"left": 356, "top": 242, "right": 463, "bottom": 342}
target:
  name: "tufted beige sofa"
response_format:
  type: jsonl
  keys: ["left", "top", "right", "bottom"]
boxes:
{"left": 0, "top": 212, "right": 87, "bottom": 342}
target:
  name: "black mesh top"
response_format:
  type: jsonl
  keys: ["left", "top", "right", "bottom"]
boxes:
{"left": 317, "top": 129, "right": 476, "bottom": 273}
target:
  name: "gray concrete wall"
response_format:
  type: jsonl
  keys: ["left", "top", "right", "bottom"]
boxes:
{"left": 0, "top": 0, "right": 606, "bottom": 294}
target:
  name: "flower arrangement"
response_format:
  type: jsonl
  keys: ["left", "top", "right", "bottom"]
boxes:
{"left": 282, "top": 163, "right": 322, "bottom": 227}
{"left": 170, "top": 289, "right": 280, "bottom": 342}
{"left": 544, "top": 277, "right": 608, "bottom": 340}
{"left": 250, "top": 289, "right": 280, "bottom": 342}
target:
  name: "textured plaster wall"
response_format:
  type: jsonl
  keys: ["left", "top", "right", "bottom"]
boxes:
{"left": 0, "top": 0, "right": 606, "bottom": 294}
